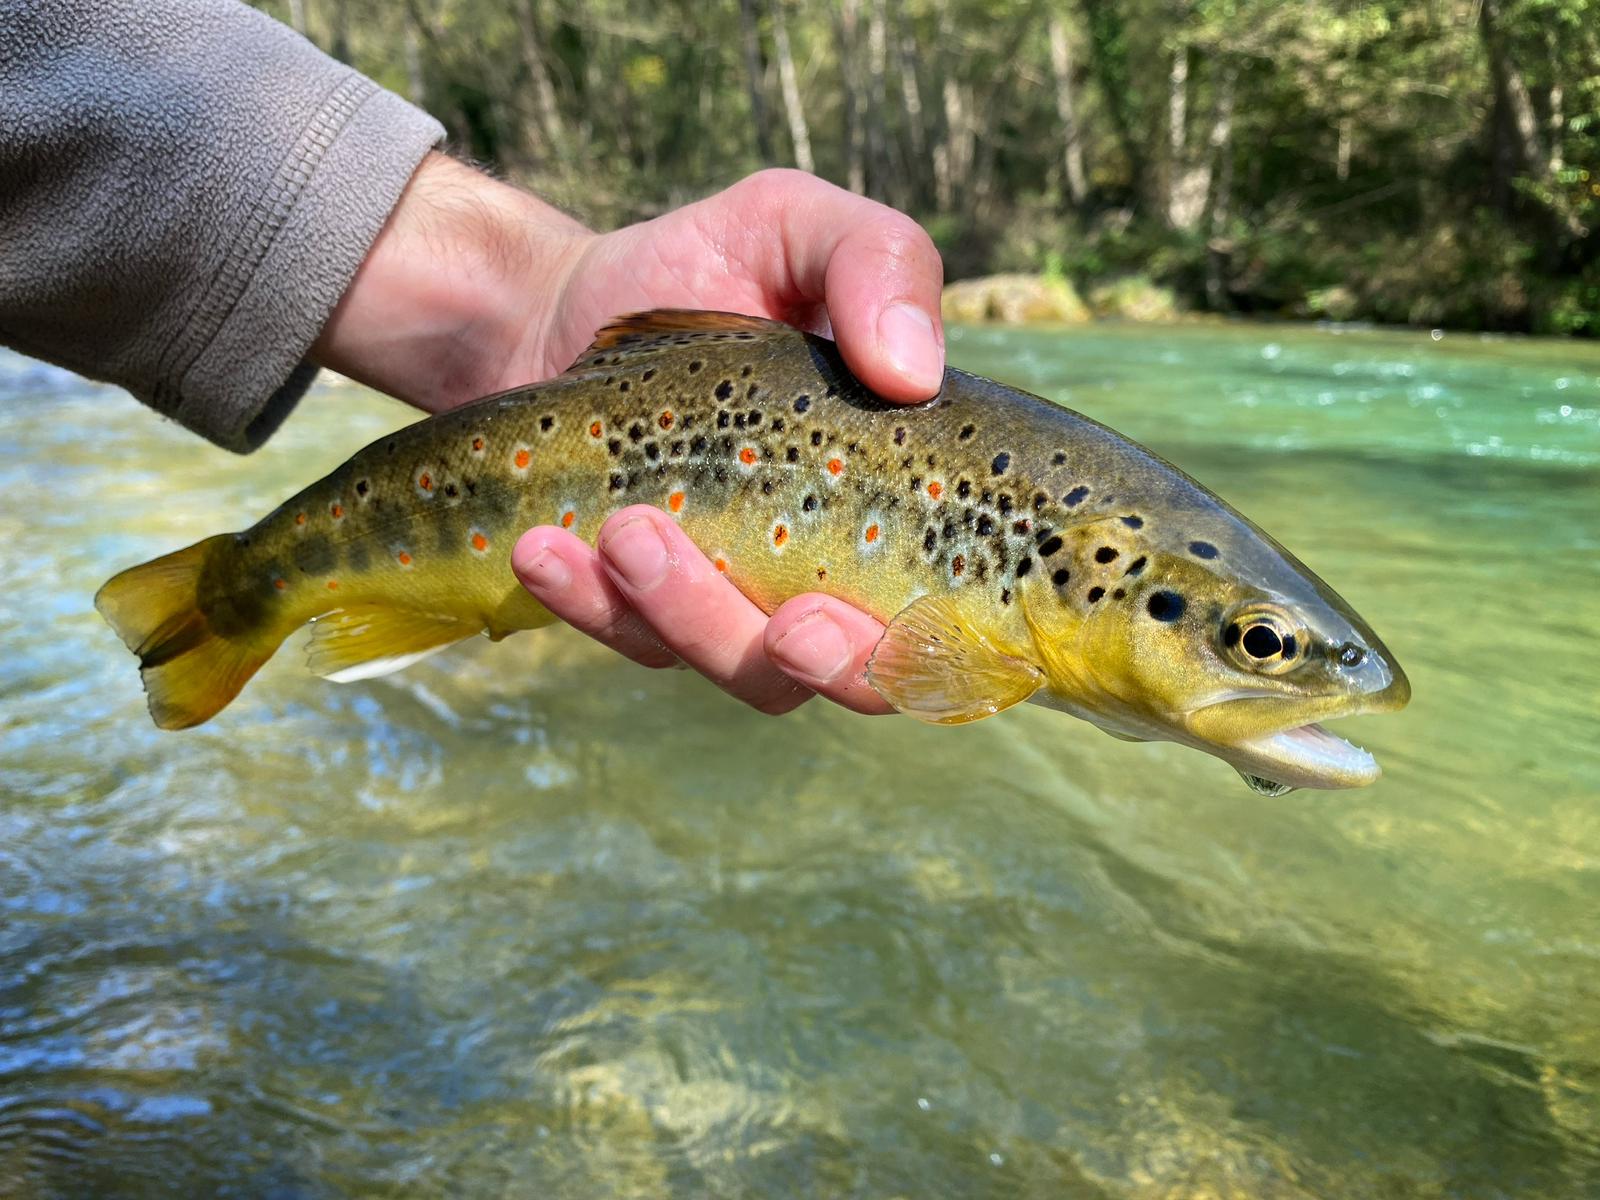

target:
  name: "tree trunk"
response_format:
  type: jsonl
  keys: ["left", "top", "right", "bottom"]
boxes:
{"left": 891, "top": 7, "right": 929, "bottom": 206}
{"left": 769, "top": 0, "right": 814, "bottom": 173}
{"left": 1204, "top": 65, "right": 1237, "bottom": 310}
{"left": 738, "top": 0, "right": 776, "bottom": 162}
{"left": 513, "top": 0, "right": 565, "bottom": 163}
{"left": 287, "top": 0, "right": 307, "bottom": 36}
{"left": 1047, "top": 9, "right": 1088, "bottom": 207}
{"left": 836, "top": 0, "right": 867, "bottom": 193}
{"left": 865, "top": 0, "right": 901, "bottom": 205}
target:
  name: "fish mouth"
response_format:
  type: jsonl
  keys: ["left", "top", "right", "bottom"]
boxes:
{"left": 1227, "top": 720, "right": 1380, "bottom": 791}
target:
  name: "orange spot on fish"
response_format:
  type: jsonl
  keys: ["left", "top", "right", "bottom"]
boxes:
{"left": 739, "top": 447, "right": 758, "bottom": 465}
{"left": 330, "top": 503, "right": 344, "bottom": 519}
{"left": 397, "top": 551, "right": 412, "bottom": 566}
{"left": 472, "top": 436, "right": 485, "bottom": 453}
{"left": 418, "top": 472, "right": 433, "bottom": 491}
{"left": 273, "top": 578, "right": 286, "bottom": 590}
{"left": 865, "top": 523, "right": 880, "bottom": 543}
{"left": 471, "top": 532, "right": 488, "bottom": 552}
{"left": 827, "top": 458, "right": 843, "bottom": 476}
{"left": 294, "top": 512, "right": 306, "bottom": 526}
{"left": 327, "top": 580, "right": 339, "bottom": 590}
{"left": 514, "top": 449, "right": 531, "bottom": 470}
{"left": 714, "top": 557, "right": 728, "bottom": 573}
{"left": 561, "top": 510, "right": 576, "bottom": 528}
{"left": 659, "top": 410, "right": 674, "bottom": 430}
{"left": 927, "top": 481, "right": 942, "bottom": 499}
{"left": 668, "top": 491, "right": 685, "bottom": 513}
{"left": 589, "top": 421, "right": 603, "bottom": 438}
{"left": 773, "top": 524, "right": 789, "bottom": 547}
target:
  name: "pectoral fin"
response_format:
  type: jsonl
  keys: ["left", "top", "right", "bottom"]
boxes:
{"left": 307, "top": 606, "right": 481, "bottom": 683}
{"left": 866, "top": 594, "right": 1043, "bottom": 724}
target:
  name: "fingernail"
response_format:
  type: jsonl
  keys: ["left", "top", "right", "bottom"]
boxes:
{"left": 877, "top": 302, "right": 944, "bottom": 395}
{"left": 600, "top": 516, "right": 670, "bottom": 590}
{"left": 513, "top": 546, "right": 571, "bottom": 592}
{"left": 770, "top": 609, "right": 852, "bottom": 683}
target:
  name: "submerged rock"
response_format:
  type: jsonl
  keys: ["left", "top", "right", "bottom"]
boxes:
{"left": 941, "top": 274, "right": 1091, "bottom": 325}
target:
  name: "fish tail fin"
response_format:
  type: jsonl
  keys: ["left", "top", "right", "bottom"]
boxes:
{"left": 95, "top": 535, "right": 282, "bottom": 730}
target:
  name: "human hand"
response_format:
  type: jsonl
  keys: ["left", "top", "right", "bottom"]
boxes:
{"left": 315, "top": 154, "right": 944, "bottom": 715}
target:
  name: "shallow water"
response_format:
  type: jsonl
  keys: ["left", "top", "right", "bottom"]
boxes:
{"left": 1, "top": 321, "right": 1598, "bottom": 1198}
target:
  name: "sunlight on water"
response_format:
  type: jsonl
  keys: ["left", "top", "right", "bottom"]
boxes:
{"left": 2, "top": 323, "right": 1598, "bottom": 1197}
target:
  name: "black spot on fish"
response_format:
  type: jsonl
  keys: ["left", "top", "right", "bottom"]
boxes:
{"left": 803, "top": 495, "right": 818, "bottom": 512}
{"left": 645, "top": 443, "right": 660, "bottom": 461}
{"left": 386, "top": 440, "right": 398, "bottom": 454}
{"left": 770, "top": 418, "right": 785, "bottom": 433}
{"left": 811, "top": 431, "right": 824, "bottom": 446}
{"left": 1038, "top": 535, "right": 1064, "bottom": 557}
{"left": 1052, "top": 567, "right": 1070, "bottom": 586}
{"left": 1087, "top": 586, "right": 1105, "bottom": 603}
{"left": 629, "top": 423, "right": 645, "bottom": 442}
{"left": 1189, "top": 540, "right": 1219, "bottom": 560}
{"left": 1147, "top": 591, "right": 1185, "bottom": 622}
{"left": 926, "top": 454, "right": 937, "bottom": 467}
{"left": 1124, "top": 556, "right": 1147, "bottom": 577}
{"left": 734, "top": 413, "right": 747, "bottom": 430}
{"left": 942, "top": 520, "right": 957, "bottom": 539}
{"left": 540, "top": 415, "right": 554, "bottom": 432}
{"left": 794, "top": 394, "right": 810, "bottom": 413}
{"left": 715, "top": 380, "right": 734, "bottom": 401}
{"left": 292, "top": 535, "right": 335, "bottom": 574}
{"left": 894, "top": 427, "right": 907, "bottom": 445}
{"left": 1016, "top": 556, "right": 1033, "bottom": 577}
{"left": 959, "top": 424, "right": 975, "bottom": 440}
{"left": 642, "top": 368, "right": 656, "bottom": 382}
{"left": 717, "top": 412, "right": 730, "bottom": 429}
{"left": 1001, "top": 588, "right": 1012, "bottom": 605}
{"left": 1033, "top": 493, "right": 1048, "bottom": 511}
{"left": 923, "top": 528, "right": 938, "bottom": 553}
{"left": 689, "top": 360, "right": 703, "bottom": 373}
{"left": 1112, "top": 588, "right": 1125, "bottom": 599}
{"left": 1064, "top": 485, "right": 1089, "bottom": 506}
{"left": 976, "top": 515, "right": 995, "bottom": 536}
{"left": 691, "top": 435, "right": 708, "bottom": 454}
{"left": 748, "top": 408, "right": 761, "bottom": 423}
{"left": 355, "top": 479, "right": 369, "bottom": 497}
{"left": 1052, "top": 451, "right": 1067, "bottom": 465}
{"left": 956, "top": 480, "right": 971, "bottom": 499}
{"left": 761, "top": 480, "right": 774, "bottom": 495}
{"left": 443, "top": 483, "right": 459, "bottom": 499}
{"left": 1095, "top": 546, "right": 1118, "bottom": 563}
{"left": 1121, "top": 515, "right": 1144, "bottom": 529}
{"left": 671, "top": 440, "right": 685, "bottom": 456}
{"left": 608, "top": 438, "right": 623, "bottom": 456}
{"left": 991, "top": 452, "right": 1010, "bottom": 475}
{"left": 609, "top": 473, "right": 626, "bottom": 491}
{"left": 998, "top": 495, "right": 1013, "bottom": 515}
{"left": 618, "top": 380, "right": 630, "bottom": 392}
{"left": 741, "top": 364, "right": 753, "bottom": 377}
{"left": 786, "top": 446, "right": 800, "bottom": 463}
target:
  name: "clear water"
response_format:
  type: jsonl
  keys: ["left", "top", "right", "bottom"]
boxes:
{"left": 2, "top": 321, "right": 1598, "bottom": 1198}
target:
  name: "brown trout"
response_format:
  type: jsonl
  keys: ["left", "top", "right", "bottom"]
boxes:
{"left": 97, "top": 311, "right": 1409, "bottom": 793}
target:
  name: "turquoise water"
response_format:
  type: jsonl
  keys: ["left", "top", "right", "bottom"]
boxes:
{"left": 1, "top": 321, "right": 1597, "bottom": 1197}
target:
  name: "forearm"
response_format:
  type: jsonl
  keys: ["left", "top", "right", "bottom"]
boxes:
{"left": 0, "top": 0, "right": 443, "bottom": 451}
{"left": 311, "top": 153, "right": 596, "bottom": 414}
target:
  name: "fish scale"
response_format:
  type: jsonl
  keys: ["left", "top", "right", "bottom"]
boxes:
{"left": 95, "top": 310, "right": 1409, "bottom": 794}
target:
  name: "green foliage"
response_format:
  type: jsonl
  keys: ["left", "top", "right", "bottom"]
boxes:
{"left": 252, "top": 0, "right": 1599, "bottom": 336}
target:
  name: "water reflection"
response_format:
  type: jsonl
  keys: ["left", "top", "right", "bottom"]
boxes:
{"left": 2, "top": 324, "right": 1598, "bottom": 1196}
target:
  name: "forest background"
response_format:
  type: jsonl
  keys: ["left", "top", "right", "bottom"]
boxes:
{"left": 252, "top": 0, "right": 1600, "bottom": 336}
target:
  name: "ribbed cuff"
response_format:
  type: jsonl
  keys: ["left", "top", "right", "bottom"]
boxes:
{"left": 169, "top": 80, "right": 443, "bottom": 452}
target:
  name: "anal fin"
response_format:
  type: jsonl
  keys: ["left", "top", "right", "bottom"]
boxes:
{"left": 866, "top": 594, "right": 1043, "bottom": 724}
{"left": 307, "top": 605, "right": 481, "bottom": 683}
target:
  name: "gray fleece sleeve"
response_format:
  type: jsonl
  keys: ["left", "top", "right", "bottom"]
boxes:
{"left": 0, "top": 0, "right": 445, "bottom": 452}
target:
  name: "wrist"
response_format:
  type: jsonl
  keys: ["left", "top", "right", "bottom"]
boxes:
{"left": 312, "top": 152, "right": 594, "bottom": 412}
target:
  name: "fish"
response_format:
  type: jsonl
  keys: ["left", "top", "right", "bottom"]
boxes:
{"left": 95, "top": 310, "right": 1410, "bottom": 793}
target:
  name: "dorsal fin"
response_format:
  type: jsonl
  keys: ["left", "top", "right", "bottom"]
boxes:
{"left": 568, "top": 309, "right": 792, "bottom": 371}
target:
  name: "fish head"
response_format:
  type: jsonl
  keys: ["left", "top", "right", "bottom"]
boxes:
{"left": 1022, "top": 512, "right": 1410, "bottom": 793}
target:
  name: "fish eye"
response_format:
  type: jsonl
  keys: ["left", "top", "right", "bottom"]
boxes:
{"left": 1223, "top": 606, "right": 1301, "bottom": 675}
